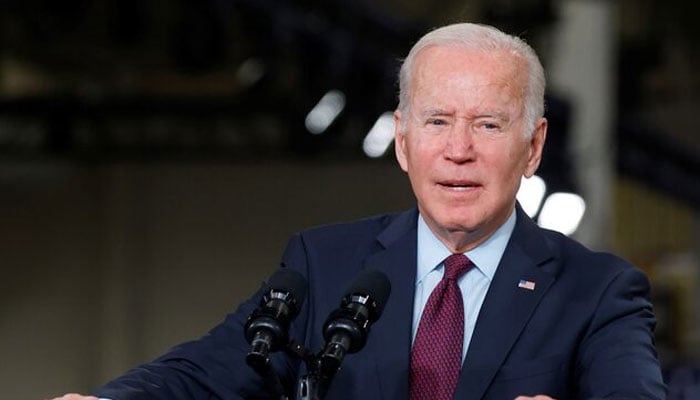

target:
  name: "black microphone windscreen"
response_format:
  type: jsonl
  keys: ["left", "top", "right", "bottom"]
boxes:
{"left": 343, "top": 269, "right": 391, "bottom": 315}
{"left": 267, "top": 268, "right": 308, "bottom": 305}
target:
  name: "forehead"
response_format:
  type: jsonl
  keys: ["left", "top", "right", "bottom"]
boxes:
{"left": 414, "top": 45, "right": 525, "bottom": 79}
{"left": 411, "top": 45, "right": 527, "bottom": 107}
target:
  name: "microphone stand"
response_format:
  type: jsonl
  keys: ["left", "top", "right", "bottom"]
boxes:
{"left": 246, "top": 341, "right": 289, "bottom": 400}
{"left": 296, "top": 372, "right": 322, "bottom": 400}
{"left": 246, "top": 335, "right": 338, "bottom": 400}
{"left": 290, "top": 341, "right": 339, "bottom": 400}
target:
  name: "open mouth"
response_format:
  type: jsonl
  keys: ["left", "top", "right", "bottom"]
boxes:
{"left": 439, "top": 181, "right": 479, "bottom": 190}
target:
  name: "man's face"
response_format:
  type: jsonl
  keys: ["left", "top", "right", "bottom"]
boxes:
{"left": 395, "top": 45, "right": 546, "bottom": 251}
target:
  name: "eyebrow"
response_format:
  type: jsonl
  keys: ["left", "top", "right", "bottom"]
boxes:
{"left": 474, "top": 112, "right": 511, "bottom": 121}
{"left": 417, "top": 108, "right": 511, "bottom": 122}
{"left": 418, "top": 108, "right": 452, "bottom": 118}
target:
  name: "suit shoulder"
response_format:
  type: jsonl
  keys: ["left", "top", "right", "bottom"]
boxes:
{"left": 296, "top": 211, "right": 407, "bottom": 243}
{"left": 279, "top": 210, "right": 414, "bottom": 284}
{"left": 539, "top": 227, "right": 638, "bottom": 277}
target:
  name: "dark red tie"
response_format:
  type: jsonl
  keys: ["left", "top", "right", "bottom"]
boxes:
{"left": 410, "top": 253, "right": 472, "bottom": 400}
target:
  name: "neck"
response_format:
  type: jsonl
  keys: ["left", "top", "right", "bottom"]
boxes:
{"left": 423, "top": 208, "right": 516, "bottom": 254}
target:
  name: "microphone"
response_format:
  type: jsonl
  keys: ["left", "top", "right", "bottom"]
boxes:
{"left": 244, "top": 267, "right": 307, "bottom": 372}
{"left": 319, "top": 269, "right": 391, "bottom": 378}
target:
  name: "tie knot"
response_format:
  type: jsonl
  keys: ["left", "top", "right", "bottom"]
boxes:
{"left": 443, "top": 254, "right": 472, "bottom": 280}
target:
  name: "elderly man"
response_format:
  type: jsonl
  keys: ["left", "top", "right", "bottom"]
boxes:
{"left": 52, "top": 23, "right": 665, "bottom": 400}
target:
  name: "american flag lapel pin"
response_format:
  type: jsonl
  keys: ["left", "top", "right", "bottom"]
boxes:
{"left": 518, "top": 279, "right": 536, "bottom": 291}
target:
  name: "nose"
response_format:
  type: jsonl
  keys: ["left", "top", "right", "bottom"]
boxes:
{"left": 443, "top": 128, "right": 475, "bottom": 163}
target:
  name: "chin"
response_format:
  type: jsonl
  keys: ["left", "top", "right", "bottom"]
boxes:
{"left": 421, "top": 201, "right": 488, "bottom": 231}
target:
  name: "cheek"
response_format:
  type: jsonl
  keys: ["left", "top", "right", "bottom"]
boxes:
{"left": 483, "top": 143, "right": 530, "bottom": 183}
{"left": 502, "top": 139, "right": 531, "bottom": 166}
{"left": 406, "top": 138, "right": 439, "bottom": 169}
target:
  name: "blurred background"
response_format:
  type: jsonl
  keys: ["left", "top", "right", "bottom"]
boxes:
{"left": 1, "top": 0, "right": 699, "bottom": 399}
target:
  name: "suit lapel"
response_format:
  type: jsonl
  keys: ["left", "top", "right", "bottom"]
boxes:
{"left": 453, "top": 207, "right": 556, "bottom": 400}
{"left": 362, "top": 209, "right": 418, "bottom": 400}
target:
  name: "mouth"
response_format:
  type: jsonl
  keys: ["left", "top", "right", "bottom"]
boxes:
{"left": 438, "top": 180, "right": 480, "bottom": 191}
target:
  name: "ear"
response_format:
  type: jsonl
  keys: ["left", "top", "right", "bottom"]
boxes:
{"left": 394, "top": 110, "right": 409, "bottom": 172}
{"left": 524, "top": 117, "right": 547, "bottom": 178}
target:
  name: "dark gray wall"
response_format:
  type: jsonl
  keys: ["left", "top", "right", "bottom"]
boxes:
{"left": 1, "top": 160, "right": 414, "bottom": 400}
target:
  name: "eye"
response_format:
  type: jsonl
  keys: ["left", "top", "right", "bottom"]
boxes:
{"left": 475, "top": 120, "right": 503, "bottom": 133}
{"left": 427, "top": 118, "right": 447, "bottom": 126}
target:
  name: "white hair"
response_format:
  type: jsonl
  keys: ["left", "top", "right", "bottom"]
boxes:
{"left": 397, "top": 23, "right": 546, "bottom": 138}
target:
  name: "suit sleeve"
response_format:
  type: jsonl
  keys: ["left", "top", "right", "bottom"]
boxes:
{"left": 93, "top": 234, "right": 310, "bottom": 400}
{"left": 576, "top": 266, "right": 666, "bottom": 400}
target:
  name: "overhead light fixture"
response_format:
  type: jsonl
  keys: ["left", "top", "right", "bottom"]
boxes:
{"left": 305, "top": 90, "right": 346, "bottom": 135}
{"left": 236, "top": 58, "right": 265, "bottom": 87}
{"left": 516, "top": 175, "right": 546, "bottom": 217}
{"left": 362, "top": 112, "right": 395, "bottom": 158}
{"left": 537, "top": 192, "right": 586, "bottom": 235}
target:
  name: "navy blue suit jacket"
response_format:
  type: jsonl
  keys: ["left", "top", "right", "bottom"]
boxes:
{"left": 96, "top": 207, "right": 666, "bottom": 399}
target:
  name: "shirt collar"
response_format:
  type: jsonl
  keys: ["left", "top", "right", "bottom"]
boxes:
{"left": 416, "top": 209, "right": 517, "bottom": 283}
